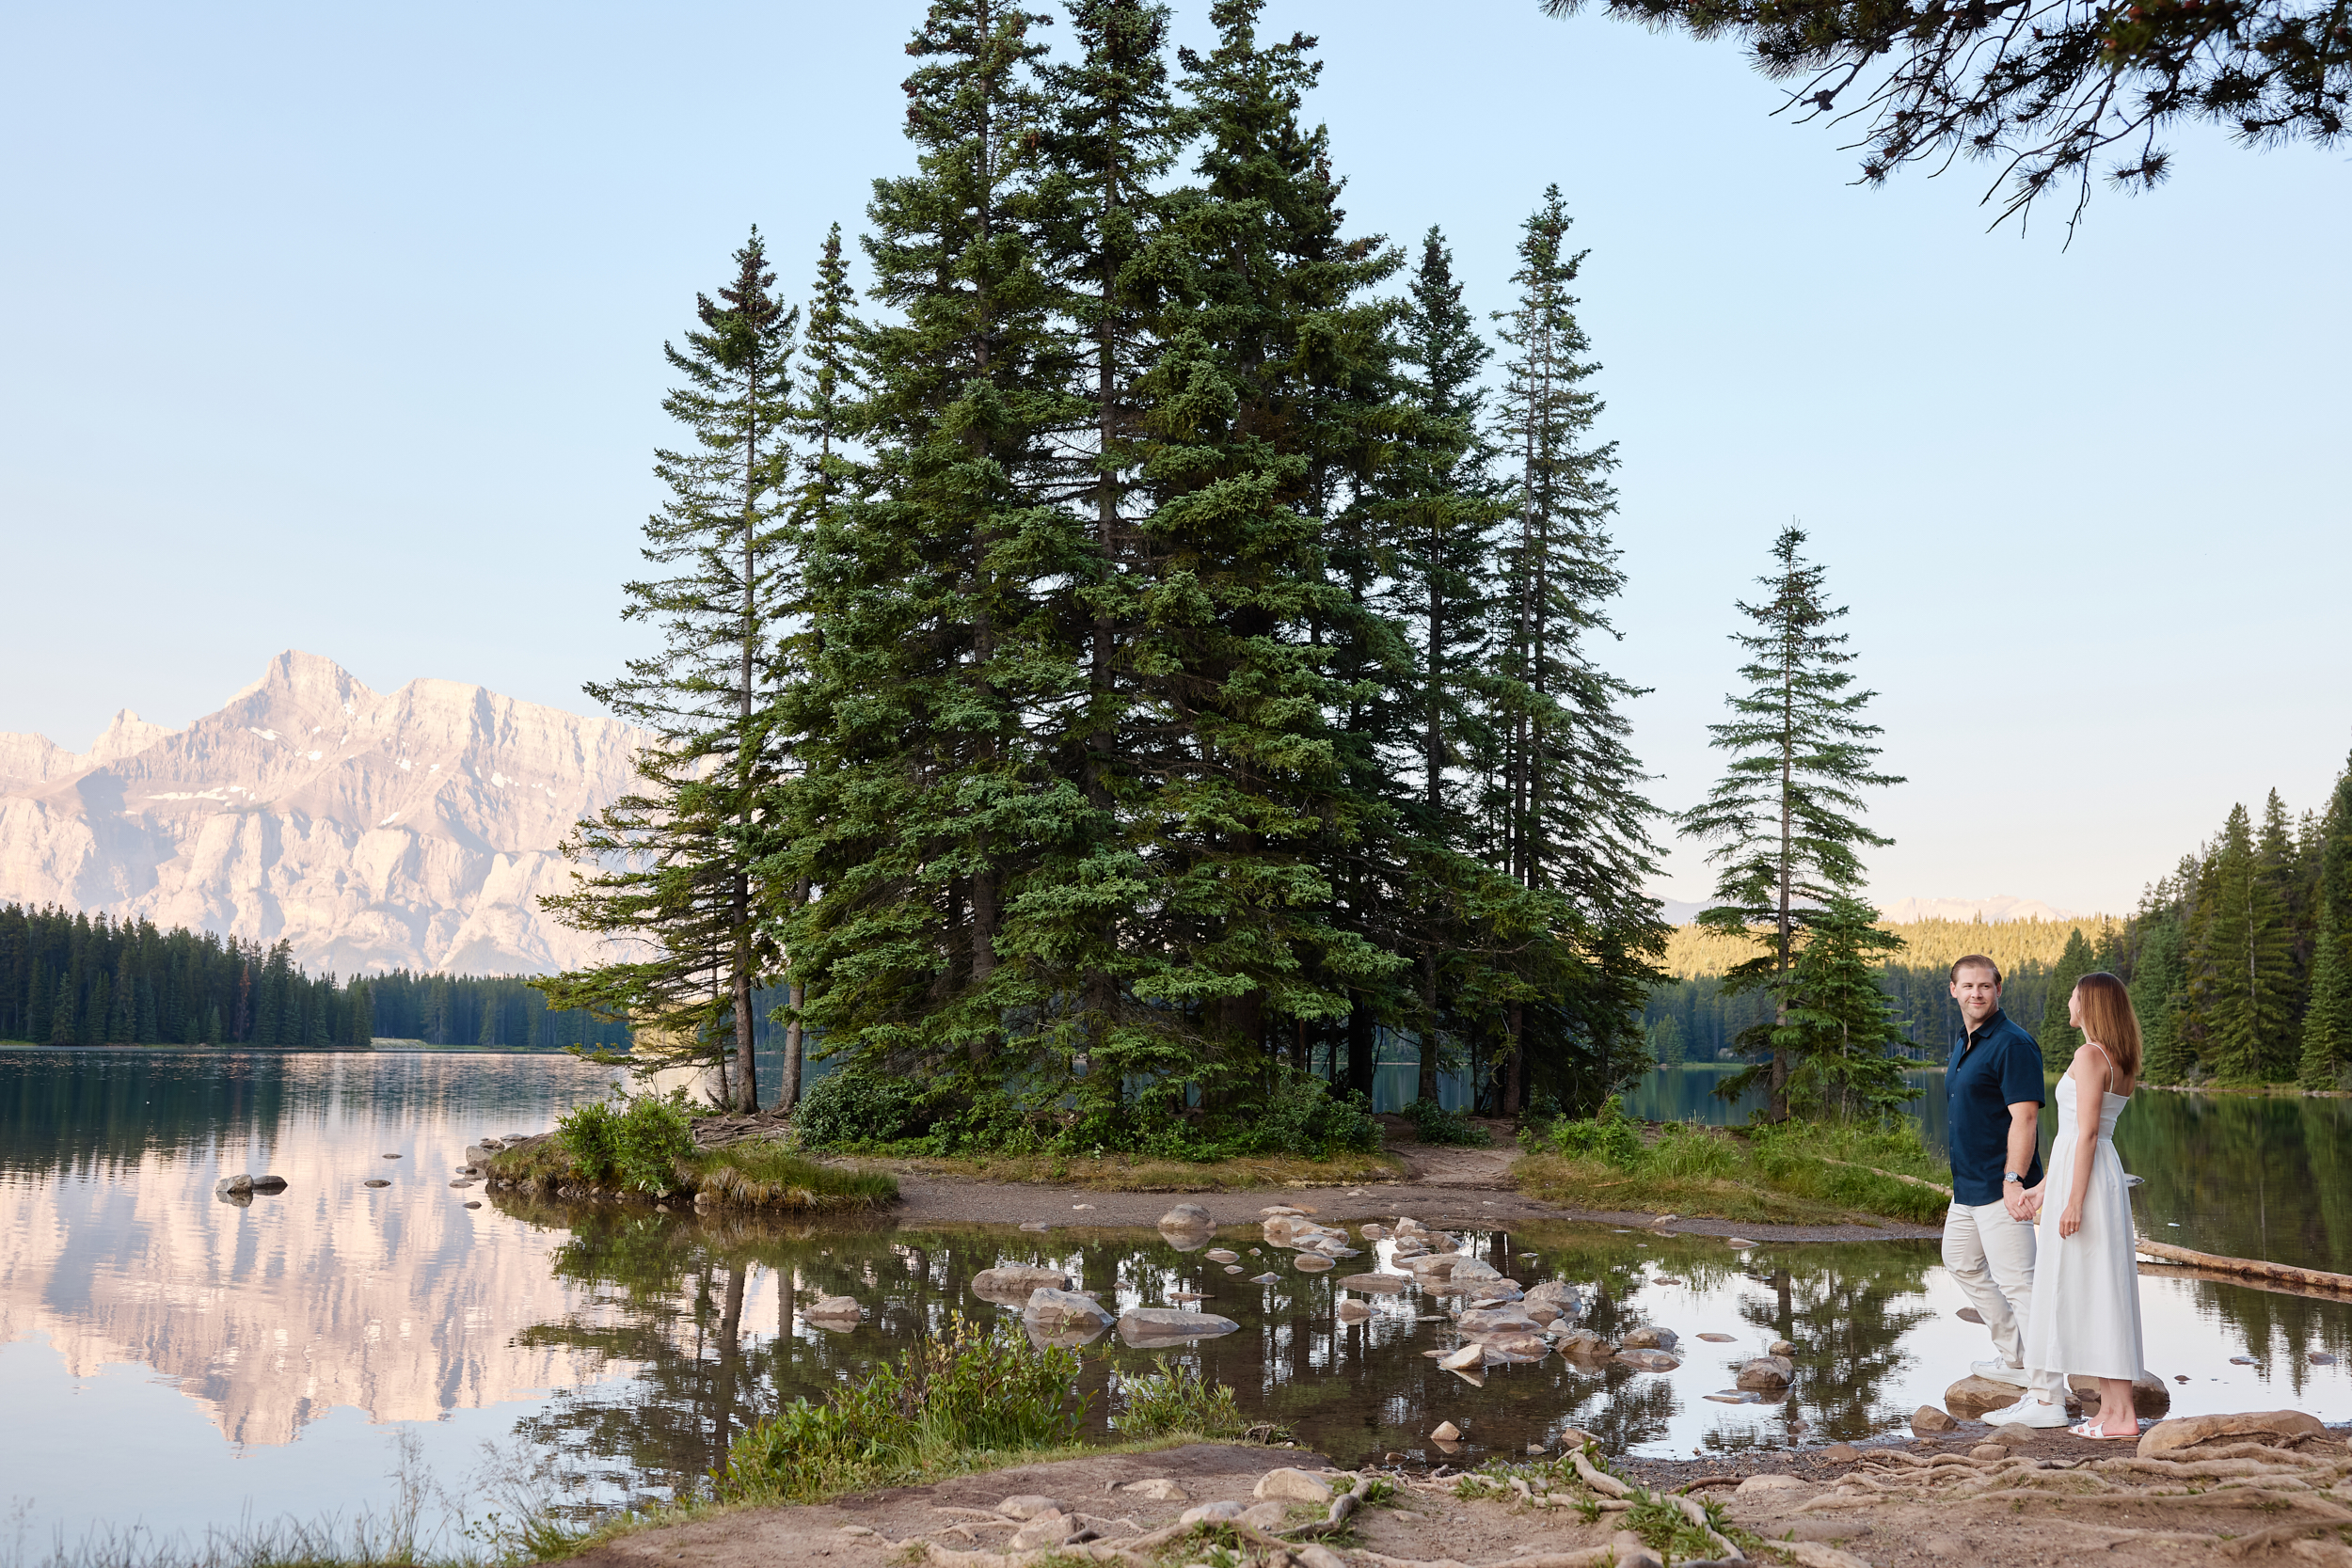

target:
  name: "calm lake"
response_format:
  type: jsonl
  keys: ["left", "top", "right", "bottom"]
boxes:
{"left": 3, "top": 1050, "right": 2349, "bottom": 1560}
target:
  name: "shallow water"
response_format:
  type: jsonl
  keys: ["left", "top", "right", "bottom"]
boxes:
{"left": 3, "top": 1049, "right": 2349, "bottom": 1559}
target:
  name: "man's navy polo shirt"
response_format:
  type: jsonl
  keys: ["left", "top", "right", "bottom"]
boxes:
{"left": 1947, "top": 1008, "right": 2045, "bottom": 1206}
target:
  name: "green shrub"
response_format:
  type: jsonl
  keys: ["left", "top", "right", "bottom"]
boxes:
{"left": 1403, "top": 1096, "right": 1490, "bottom": 1148}
{"left": 793, "top": 1068, "right": 931, "bottom": 1149}
{"left": 716, "top": 1314, "right": 1086, "bottom": 1503}
{"left": 554, "top": 1098, "right": 620, "bottom": 1182}
{"left": 1216, "top": 1072, "right": 1383, "bottom": 1158}
{"left": 1117, "top": 1361, "right": 1247, "bottom": 1438}
{"left": 555, "top": 1091, "right": 697, "bottom": 1192}
{"left": 1541, "top": 1097, "right": 1643, "bottom": 1164}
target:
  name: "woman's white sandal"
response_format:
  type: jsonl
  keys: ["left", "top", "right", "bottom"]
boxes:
{"left": 2068, "top": 1419, "right": 2132, "bottom": 1439}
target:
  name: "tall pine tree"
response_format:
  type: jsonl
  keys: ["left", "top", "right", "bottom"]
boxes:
{"left": 539, "top": 230, "right": 799, "bottom": 1108}
{"left": 1678, "top": 525, "right": 1901, "bottom": 1120}
{"left": 2298, "top": 761, "right": 2352, "bottom": 1088}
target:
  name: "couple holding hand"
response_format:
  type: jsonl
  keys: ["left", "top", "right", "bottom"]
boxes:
{"left": 1942, "top": 955, "right": 2147, "bottom": 1438}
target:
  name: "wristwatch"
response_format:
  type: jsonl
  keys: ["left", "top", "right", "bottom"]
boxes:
{"left": 2003, "top": 1173, "right": 2025, "bottom": 1184}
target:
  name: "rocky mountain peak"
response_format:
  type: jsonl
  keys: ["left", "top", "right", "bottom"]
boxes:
{"left": 0, "top": 653, "right": 652, "bottom": 976}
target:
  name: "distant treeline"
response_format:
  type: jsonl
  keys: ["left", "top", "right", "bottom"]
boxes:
{"left": 1644, "top": 960, "right": 2058, "bottom": 1065}
{"left": 0, "top": 904, "right": 631, "bottom": 1051}
{"left": 2085, "top": 770, "right": 2351, "bottom": 1088}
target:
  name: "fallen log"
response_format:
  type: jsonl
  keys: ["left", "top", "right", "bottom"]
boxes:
{"left": 2132, "top": 1240, "right": 2352, "bottom": 1295}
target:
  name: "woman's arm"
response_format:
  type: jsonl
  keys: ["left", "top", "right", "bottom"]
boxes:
{"left": 2058, "top": 1049, "right": 2102, "bottom": 1238}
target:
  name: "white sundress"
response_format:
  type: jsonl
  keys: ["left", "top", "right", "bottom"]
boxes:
{"left": 2022, "top": 1048, "right": 2145, "bottom": 1383}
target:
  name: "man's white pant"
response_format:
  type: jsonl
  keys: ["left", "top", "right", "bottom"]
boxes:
{"left": 1943, "top": 1198, "right": 2066, "bottom": 1401}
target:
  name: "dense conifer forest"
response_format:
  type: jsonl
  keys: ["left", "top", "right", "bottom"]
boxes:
{"left": 543, "top": 0, "right": 1673, "bottom": 1139}
{"left": 0, "top": 904, "right": 629, "bottom": 1052}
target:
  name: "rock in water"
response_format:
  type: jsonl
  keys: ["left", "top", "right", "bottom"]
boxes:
{"left": 1697, "top": 1332, "right": 1736, "bottom": 1342}
{"left": 1224, "top": 1265, "right": 1245, "bottom": 1275}
{"left": 2137, "top": 1410, "right": 2328, "bottom": 1459}
{"left": 1334, "top": 1273, "right": 1406, "bottom": 1295}
{"left": 1159, "top": 1202, "right": 1214, "bottom": 1230}
{"left": 803, "top": 1295, "right": 864, "bottom": 1325}
{"left": 1025, "top": 1288, "right": 1116, "bottom": 1334}
{"left": 362, "top": 1179, "right": 389, "bottom": 1188}
{"left": 972, "top": 1264, "right": 1073, "bottom": 1304}
{"left": 1456, "top": 1306, "right": 1545, "bottom": 1338}
{"left": 1554, "top": 1329, "right": 1613, "bottom": 1360}
{"left": 1768, "top": 1338, "right": 1796, "bottom": 1357}
{"left": 1736, "top": 1355, "right": 1795, "bottom": 1389}
{"left": 1439, "top": 1344, "right": 1485, "bottom": 1370}
{"left": 1118, "top": 1308, "right": 1240, "bottom": 1346}
{"left": 1911, "top": 1405, "right": 1960, "bottom": 1435}
{"left": 1293, "top": 1253, "right": 1333, "bottom": 1273}
{"left": 1253, "top": 1468, "right": 1333, "bottom": 1505}
{"left": 1251, "top": 1273, "right": 1283, "bottom": 1284}
{"left": 1430, "top": 1420, "right": 1461, "bottom": 1442}
{"left": 213, "top": 1175, "right": 254, "bottom": 1197}
{"left": 1205, "top": 1248, "right": 1240, "bottom": 1264}
{"left": 1619, "top": 1325, "right": 1677, "bottom": 1351}
{"left": 1616, "top": 1349, "right": 1680, "bottom": 1371}
{"left": 1335, "top": 1298, "right": 1373, "bottom": 1323}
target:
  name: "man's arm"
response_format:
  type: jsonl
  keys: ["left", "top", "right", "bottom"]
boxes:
{"left": 2003, "top": 1102, "right": 2040, "bottom": 1220}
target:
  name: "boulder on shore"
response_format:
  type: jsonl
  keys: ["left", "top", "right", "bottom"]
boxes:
{"left": 972, "top": 1265, "right": 1073, "bottom": 1304}
{"left": 2137, "top": 1409, "right": 2328, "bottom": 1460}
{"left": 1253, "top": 1468, "right": 1334, "bottom": 1505}
{"left": 1158, "top": 1203, "right": 1215, "bottom": 1230}
{"left": 1944, "top": 1374, "right": 2057, "bottom": 1419}
{"left": 1912, "top": 1405, "right": 1960, "bottom": 1436}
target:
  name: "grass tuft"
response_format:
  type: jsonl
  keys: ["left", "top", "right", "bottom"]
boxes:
{"left": 480, "top": 1135, "right": 897, "bottom": 1212}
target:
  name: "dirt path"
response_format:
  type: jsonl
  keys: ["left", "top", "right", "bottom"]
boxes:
{"left": 888, "top": 1148, "right": 1942, "bottom": 1243}
{"left": 561, "top": 1423, "right": 2352, "bottom": 1568}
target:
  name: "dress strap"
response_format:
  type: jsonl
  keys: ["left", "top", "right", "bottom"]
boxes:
{"left": 2082, "top": 1040, "right": 2115, "bottom": 1094}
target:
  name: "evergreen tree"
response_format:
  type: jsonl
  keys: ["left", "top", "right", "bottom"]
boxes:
{"left": 2299, "top": 762, "right": 2352, "bottom": 1088}
{"left": 2041, "top": 926, "right": 2098, "bottom": 1056}
{"left": 540, "top": 230, "right": 800, "bottom": 1108}
{"left": 1647, "top": 1012, "right": 1686, "bottom": 1067}
{"left": 1757, "top": 894, "right": 1917, "bottom": 1120}
{"left": 1678, "top": 525, "right": 1901, "bottom": 1119}
{"left": 2191, "top": 802, "right": 2299, "bottom": 1083}
{"left": 2131, "top": 894, "right": 2192, "bottom": 1084}
{"left": 1477, "top": 186, "right": 1663, "bottom": 1114}
{"left": 1113, "top": 0, "right": 1404, "bottom": 1091}
{"left": 783, "top": 0, "right": 1104, "bottom": 1101}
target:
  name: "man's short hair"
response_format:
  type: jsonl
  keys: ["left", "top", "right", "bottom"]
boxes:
{"left": 1950, "top": 954, "right": 2002, "bottom": 985}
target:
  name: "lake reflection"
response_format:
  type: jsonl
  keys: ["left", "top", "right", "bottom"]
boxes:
{"left": 3, "top": 1049, "right": 2350, "bottom": 1555}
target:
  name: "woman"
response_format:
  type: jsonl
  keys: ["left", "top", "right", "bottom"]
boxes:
{"left": 2017, "top": 972, "right": 2147, "bottom": 1438}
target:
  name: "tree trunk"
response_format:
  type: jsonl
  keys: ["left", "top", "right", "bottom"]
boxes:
{"left": 1505, "top": 1002, "right": 1526, "bottom": 1117}
{"left": 1416, "top": 952, "right": 1440, "bottom": 1104}
{"left": 732, "top": 873, "right": 758, "bottom": 1112}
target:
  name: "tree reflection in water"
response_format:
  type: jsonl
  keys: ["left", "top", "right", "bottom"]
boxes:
{"left": 492, "top": 1205, "right": 1977, "bottom": 1497}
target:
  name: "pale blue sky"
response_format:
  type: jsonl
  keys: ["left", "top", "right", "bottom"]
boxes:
{"left": 3, "top": 1, "right": 2345, "bottom": 915}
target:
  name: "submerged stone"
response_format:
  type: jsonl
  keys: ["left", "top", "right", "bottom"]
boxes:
{"left": 1025, "top": 1288, "right": 1115, "bottom": 1333}
{"left": 972, "top": 1265, "right": 1073, "bottom": 1304}
{"left": 1118, "top": 1307, "right": 1240, "bottom": 1345}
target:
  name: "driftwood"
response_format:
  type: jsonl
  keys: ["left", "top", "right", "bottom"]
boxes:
{"left": 2131, "top": 1237, "right": 2352, "bottom": 1293}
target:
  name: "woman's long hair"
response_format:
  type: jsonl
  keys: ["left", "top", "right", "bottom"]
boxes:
{"left": 2074, "top": 972, "right": 2142, "bottom": 1085}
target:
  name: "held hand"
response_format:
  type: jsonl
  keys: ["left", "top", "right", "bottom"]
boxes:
{"left": 2058, "top": 1200, "right": 2084, "bottom": 1240}
{"left": 2003, "top": 1184, "right": 2033, "bottom": 1222}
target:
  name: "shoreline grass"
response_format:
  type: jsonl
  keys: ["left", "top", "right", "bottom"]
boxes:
{"left": 480, "top": 1136, "right": 898, "bottom": 1212}
{"left": 1514, "top": 1113, "right": 1950, "bottom": 1226}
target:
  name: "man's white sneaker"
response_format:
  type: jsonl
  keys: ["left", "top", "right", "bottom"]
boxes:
{"left": 1979, "top": 1396, "right": 2071, "bottom": 1429}
{"left": 1970, "top": 1359, "right": 2029, "bottom": 1386}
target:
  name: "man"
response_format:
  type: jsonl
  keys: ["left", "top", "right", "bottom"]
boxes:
{"left": 1941, "top": 954, "right": 2068, "bottom": 1426}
